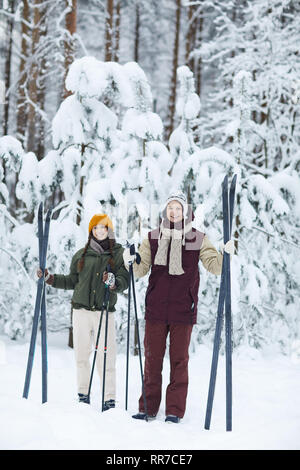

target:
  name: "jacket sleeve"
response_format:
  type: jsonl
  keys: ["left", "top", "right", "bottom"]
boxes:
{"left": 52, "top": 254, "right": 79, "bottom": 290}
{"left": 132, "top": 238, "right": 152, "bottom": 279}
{"left": 114, "top": 255, "right": 130, "bottom": 293}
{"left": 199, "top": 235, "right": 223, "bottom": 275}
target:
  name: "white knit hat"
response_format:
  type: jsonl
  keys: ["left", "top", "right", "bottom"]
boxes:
{"left": 160, "top": 192, "right": 189, "bottom": 246}
{"left": 163, "top": 192, "right": 188, "bottom": 217}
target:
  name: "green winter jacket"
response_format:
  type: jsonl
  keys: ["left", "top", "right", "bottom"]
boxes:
{"left": 52, "top": 243, "right": 129, "bottom": 312}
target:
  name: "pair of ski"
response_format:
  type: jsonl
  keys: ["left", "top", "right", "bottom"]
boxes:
{"left": 23, "top": 202, "right": 52, "bottom": 403}
{"left": 204, "top": 174, "right": 237, "bottom": 431}
{"left": 22, "top": 205, "right": 112, "bottom": 410}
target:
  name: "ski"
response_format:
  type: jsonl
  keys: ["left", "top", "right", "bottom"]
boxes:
{"left": 204, "top": 176, "right": 228, "bottom": 430}
{"left": 40, "top": 207, "right": 52, "bottom": 404}
{"left": 204, "top": 174, "right": 237, "bottom": 431}
{"left": 23, "top": 203, "right": 44, "bottom": 400}
{"left": 224, "top": 174, "right": 237, "bottom": 431}
{"left": 23, "top": 202, "right": 52, "bottom": 403}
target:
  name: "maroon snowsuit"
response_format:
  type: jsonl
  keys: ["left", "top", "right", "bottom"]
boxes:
{"left": 138, "top": 227, "right": 205, "bottom": 418}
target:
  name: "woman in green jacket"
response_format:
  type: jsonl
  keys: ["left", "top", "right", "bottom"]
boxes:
{"left": 37, "top": 214, "right": 129, "bottom": 410}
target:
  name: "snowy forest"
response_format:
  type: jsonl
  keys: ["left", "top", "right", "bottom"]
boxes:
{"left": 0, "top": 0, "right": 300, "bottom": 358}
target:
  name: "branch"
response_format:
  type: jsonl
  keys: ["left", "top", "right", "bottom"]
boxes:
{"left": 0, "top": 204, "right": 19, "bottom": 228}
{"left": 0, "top": 247, "right": 32, "bottom": 283}
{"left": 249, "top": 225, "right": 300, "bottom": 250}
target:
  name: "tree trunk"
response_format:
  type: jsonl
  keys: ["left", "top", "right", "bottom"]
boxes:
{"left": 64, "top": 0, "right": 77, "bottom": 99}
{"left": 105, "top": 0, "right": 114, "bottom": 61}
{"left": 185, "top": 4, "right": 196, "bottom": 71}
{"left": 27, "top": 1, "right": 41, "bottom": 154}
{"left": 16, "top": 0, "right": 29, "bottom": 147}
{"left": 195, "top": 15, "right": 203, "bottom": 97}
{"left": 134, "top": 1, "right": 140, "bottom": 63}
{"left": 3, "top": 0, "right": 15, "bottom": 139}
{"left": 185, "top": 4, "right": 204, "bottom": 94}
{"left": 36, "top": 57, "right": 47, "bottom": 161}
{"left": 64, "top": 0, "right": 77, "bottom": 348}
{"left": 69, "top": 142, "right": 85, "bottom": 349}
{"left": 165, "top": 0, "right": 181, "bottom": 142}
{"left": 36, "top": 3, "right": 48, "bottom": 160}
{"left": 114, "top": 0, "right": 121, "bottom": 62}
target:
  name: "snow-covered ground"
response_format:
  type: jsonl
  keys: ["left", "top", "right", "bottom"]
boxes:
{"left": 0, "top": 332, "right": 299, "bottom": 451}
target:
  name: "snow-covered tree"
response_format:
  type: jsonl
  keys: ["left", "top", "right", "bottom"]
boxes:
{"left": 110, "top": 62, "right": 172, "bottom": 235}
{"left": 0, "top": 136, "right": 36, "bottom": 339}
{"left": 173, "top": 2, "right": 300, "bottom": 354}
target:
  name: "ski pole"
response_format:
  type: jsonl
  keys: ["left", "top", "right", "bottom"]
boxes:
{"left": 101, "top": 264, "right": 112, "bottom": 411}
{"left": 125, "top": 243, "right": 132, "bottom": 411}
{"left": 127, "top": 244, "right": 148, "bottom": 421}
{"left": 101, "top": 305, "right": 109, "bottom": 411}
{"left": 87, "top": 309, "right": 104, "bottom": 403}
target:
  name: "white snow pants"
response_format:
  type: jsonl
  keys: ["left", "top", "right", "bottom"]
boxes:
{"left": 72, "top": 308, "right": 116, "bottom": 401}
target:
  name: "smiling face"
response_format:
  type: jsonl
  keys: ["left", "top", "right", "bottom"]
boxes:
{"left": 92, "top": 223, "right": 108, "bottom": 241}
{"left": 166, "top": 200, "right": 184, "bottom": 223}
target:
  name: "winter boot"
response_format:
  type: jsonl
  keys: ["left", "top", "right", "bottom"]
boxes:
{"left": 132, "top": 412, "right": 156, "bottom": 421}
{"left": 165, "top": 415, "right": 180, "bottom": 423}
{"left": 78, "top": 393, "right": 90, "bottom": 404}
{"left": 102, "top": 399, "right": 115, "bottom": 411}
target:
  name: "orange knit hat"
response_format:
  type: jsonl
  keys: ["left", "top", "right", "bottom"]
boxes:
{"left": 88, "top": 214, "right": 114, "bottom": 234}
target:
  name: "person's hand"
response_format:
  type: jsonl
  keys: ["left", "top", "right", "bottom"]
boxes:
{"left": 36, "top": 268, "right": 53, "bottom": 284}
{"left": 123, "top": 247, "right": 136, "bottom": 270}
{"left": 103, "top": 271, "right": 116, "bottom": 289}
{"left": 221, "top": 239, "right": 234, "bottom": 256}
{"left": 37, "top": 268, "right": 49, "bottom": 279}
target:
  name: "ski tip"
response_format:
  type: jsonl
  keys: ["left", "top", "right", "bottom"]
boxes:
{"left": 222, "top": 174, "right": 229, "bottom": 184}
{"left": 38, "top": 202, "right": 53, "bottom": 218}
{"left": 222, "top": 175, "right": 229, "bottom": 191}
{"left": 229, "top": 175, "right": 238, "bottom": 193}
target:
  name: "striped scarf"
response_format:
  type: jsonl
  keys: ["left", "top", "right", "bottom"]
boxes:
{"left": 154, "top": 219, "right": 193, "bottom": 275}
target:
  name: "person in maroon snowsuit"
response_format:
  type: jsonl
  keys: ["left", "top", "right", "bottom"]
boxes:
{"left": 123, "top": 193, "right": 233, "bottom": 423}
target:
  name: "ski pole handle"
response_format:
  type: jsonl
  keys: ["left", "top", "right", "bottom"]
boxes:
{"left": 104, "top": 272, "right": 115, "bottom": 287}
{"left": 102, "top": 263, "right": 112, "bottom": 306}
{"left": 103, "top": 263, "right": 115, "bottom": 287}
{"left": 129, "top": 244, "right": 141, "bottom": 265}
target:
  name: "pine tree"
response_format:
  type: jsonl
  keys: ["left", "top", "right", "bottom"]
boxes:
{"left": 177, "top": 1, "right": 300, "bottom": 351}
{"left": 64, "top": 0, "right": 77, "bottom": 99}
{"left": 165, "top": 0, "right": 182, "bottom": 141}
